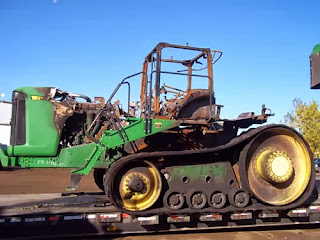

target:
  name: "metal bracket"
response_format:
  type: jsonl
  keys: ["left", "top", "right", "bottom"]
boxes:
{"left": 66, "top": 173, "right": 83, "bottom": 191}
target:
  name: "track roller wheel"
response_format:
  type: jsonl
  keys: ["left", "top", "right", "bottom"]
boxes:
{"left": 164, "top": 191, "right": 185, "bottom": 210}
{"left": 240, "top": 126, "right": 315, "bottom": 206}
{"left": 209, "top": 191, "right": 227, "bottom": 209}
{"left": 228, "top": 188, "right": 250, "bottom": 208}
{"left": 104, "top": 160, "right": 162, "bottom": 211}
{"left": 187, "top": 191, "right": 207, "bottom": 209}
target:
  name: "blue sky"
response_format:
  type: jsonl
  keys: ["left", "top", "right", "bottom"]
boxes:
{"left": 0, "top": 0, "right": 319, "bottom": 124}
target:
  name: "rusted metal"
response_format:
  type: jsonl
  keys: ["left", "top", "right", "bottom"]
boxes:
{"left": 52, "top": 101, "right": 74, "bottom": 135}
{"left": 138, "top": 43, "right": 222, "bottom": 122}
{"left": 187, "top": 63, "right": 192, "bottom": 90}
{"left": 206, "top": 51, "right": 214, "bottom": 119}
{"left": 94, "top": 97, "right": 105, "bottom": 107}
{"left": 154, "top": 46, "right": 161, "bottom": 114}
{"left": 140, "top": 61, "right": 148, "bottom": 109}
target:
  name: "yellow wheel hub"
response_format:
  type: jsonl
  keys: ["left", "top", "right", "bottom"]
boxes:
{"left": 267, "top": 151, "right": 293, "bottom": 183}
{"left": 255, "top": 150, "right": 293, "bottom": 183}
{"left": 117, "top": 161, "right": 162, "bottom": 211}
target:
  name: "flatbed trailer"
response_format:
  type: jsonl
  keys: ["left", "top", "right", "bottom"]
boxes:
{"left": 0, "top": 178, "right": 319, "bottom": 239}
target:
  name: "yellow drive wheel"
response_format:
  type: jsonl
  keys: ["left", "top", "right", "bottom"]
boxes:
{"left": 244, "top": 128, "right": 312, "bottom": 206}
{"left": 114, "top": 160, "right": 162, "bottom": 211}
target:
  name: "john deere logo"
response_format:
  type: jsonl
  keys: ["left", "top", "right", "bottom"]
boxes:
{"left": 31, "top": 96, "right": 45, "bottom": 100}
{"left": 154, "top": 123, "right": 162, "bottom": 128}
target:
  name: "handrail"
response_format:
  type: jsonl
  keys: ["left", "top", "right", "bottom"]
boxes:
{"left": 86, "top": 72, "right": 147, "bottom": 139}
{"left": 107, "top": 72, "right": 147, "bottom": 104}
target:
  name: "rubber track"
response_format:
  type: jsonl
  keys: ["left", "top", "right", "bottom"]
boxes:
{"left": 105, "top": 124, "right": 316, "bottom": 216}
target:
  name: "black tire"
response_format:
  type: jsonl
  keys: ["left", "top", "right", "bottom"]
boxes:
{"left": 93, "top": 169, "right": 106, "bottom": 191}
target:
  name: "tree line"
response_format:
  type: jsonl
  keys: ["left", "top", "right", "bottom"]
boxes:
{"left": 285, "top": 98, "right": 320, "bottom": 157}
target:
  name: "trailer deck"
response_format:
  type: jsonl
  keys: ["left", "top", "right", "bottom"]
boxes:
{"left": 0, "top": 177, "right": 319, "bottom": 238}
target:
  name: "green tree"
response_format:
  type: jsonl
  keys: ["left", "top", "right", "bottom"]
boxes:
{"left": 285, "top": 98, "right": 320, "bottom": 155}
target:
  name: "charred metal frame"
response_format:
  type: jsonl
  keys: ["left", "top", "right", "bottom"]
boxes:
{"left": 140, "top": 42, "right": 222, "bottom": 120}
{"left": 87, "top": 43, "right": 223, "bottom": 135}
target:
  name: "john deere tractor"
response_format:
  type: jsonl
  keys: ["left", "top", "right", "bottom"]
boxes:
{"left": 0, "top": 43, "right": 315, "bottom": 215}
{"left": 311, "top": 44, "right": 320, "bottom": 89}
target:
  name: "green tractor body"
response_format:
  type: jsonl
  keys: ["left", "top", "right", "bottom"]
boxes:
{"left": 0, "top": 87, "right": 179, "bottom": 175}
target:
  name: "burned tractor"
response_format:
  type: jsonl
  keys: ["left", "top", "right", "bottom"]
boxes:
{"left": 0, "top": 43, "right": 315, "bottom": 215}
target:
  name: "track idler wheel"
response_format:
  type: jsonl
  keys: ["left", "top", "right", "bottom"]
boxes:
{"left": 104, "top": 160, "right": 162, "bottom": 211}
{"left": 240, "top": 126, "right": 315, "bottom": 206}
